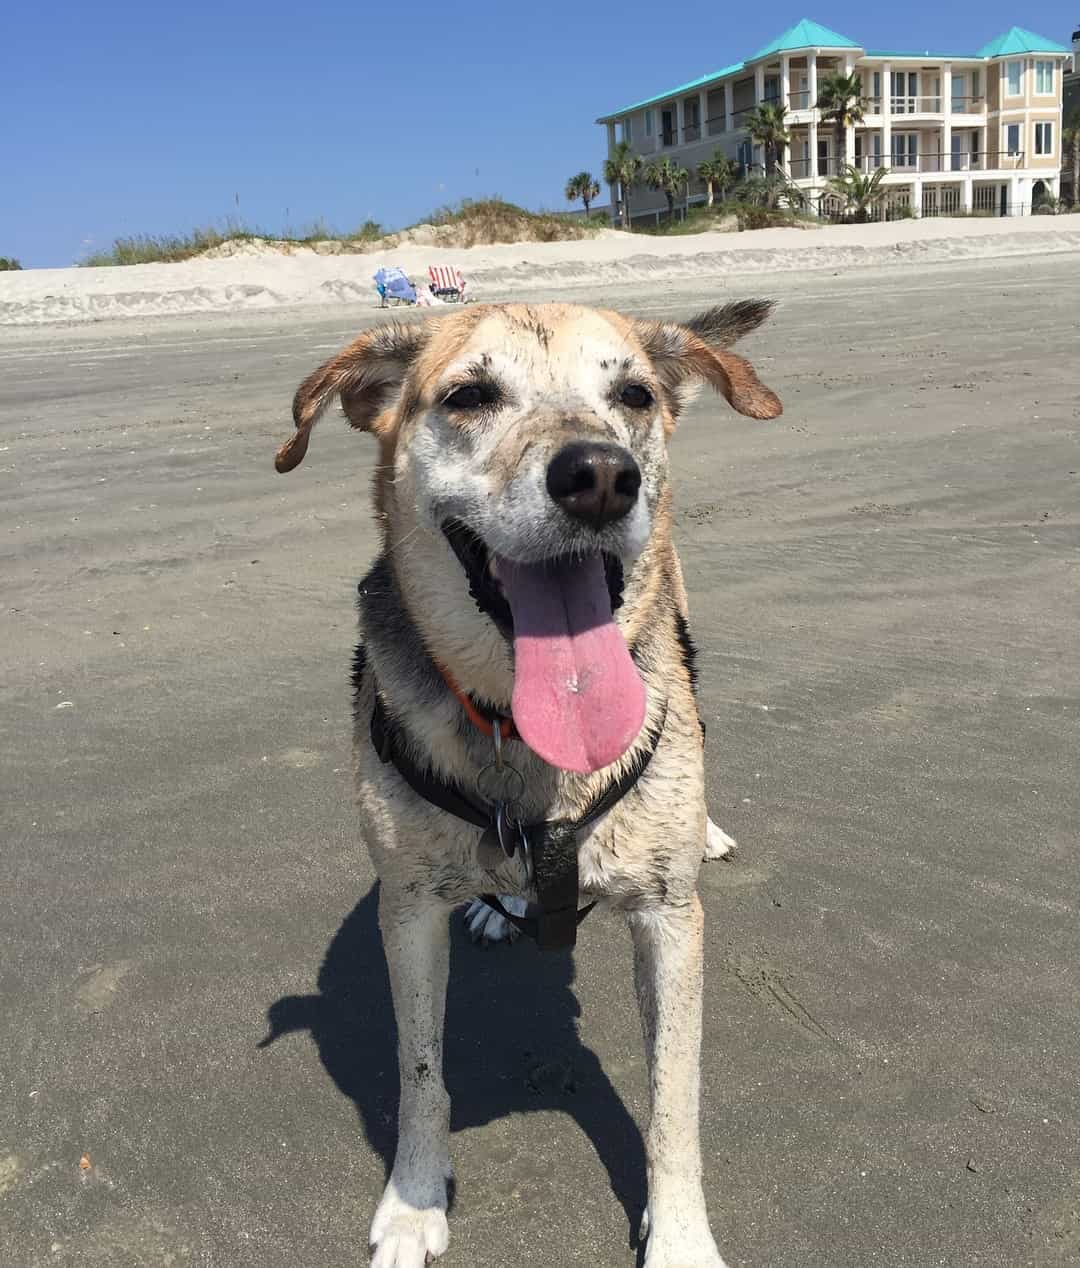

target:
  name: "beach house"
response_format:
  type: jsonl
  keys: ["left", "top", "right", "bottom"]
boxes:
{"left": 596, "top": 19, "right": 1070, "bottom": 222}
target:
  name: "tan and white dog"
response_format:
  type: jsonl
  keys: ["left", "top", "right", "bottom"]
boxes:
{"left": 276, "top": 300, "right": 781, "bottom": 1268}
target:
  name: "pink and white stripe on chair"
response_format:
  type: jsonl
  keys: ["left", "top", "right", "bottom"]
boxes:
{"left": 428, "top": 265, "right": 466, "bottom": 300}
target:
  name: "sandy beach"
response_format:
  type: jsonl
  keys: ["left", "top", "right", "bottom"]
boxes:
{"left": 1, "top": 214, "right": 1078, "bottom": 326}
{"left": 2, "top": 246, "right": 1079, "bottom": 1266}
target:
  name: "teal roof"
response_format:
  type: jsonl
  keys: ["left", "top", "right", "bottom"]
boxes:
{"left": 867, "top": 49, "right": 979, "bottom": 60}
{"left": 597, "top": 62, "right": 744, "bottom": 121}
{"left": 749, "top": 18, "right": 860, "bottom": 60}
{"left": 976, "top": 27, "right": 1069, "bottom": 57}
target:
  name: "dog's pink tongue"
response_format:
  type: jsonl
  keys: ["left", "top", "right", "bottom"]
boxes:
{"left": 493, "top": 554, "right": 646, "bottom": 774}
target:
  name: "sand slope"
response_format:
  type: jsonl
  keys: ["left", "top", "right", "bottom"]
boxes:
{"left": 2, "top": 215, "right": 1078, "bottom": 326}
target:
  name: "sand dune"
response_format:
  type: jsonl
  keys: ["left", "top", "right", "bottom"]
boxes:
{"left": 2, "top": 215, "right": 1077, "bottom": 326}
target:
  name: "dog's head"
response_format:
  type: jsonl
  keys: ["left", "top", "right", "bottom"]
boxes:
{"left": 277, "top": 301, "right": 780, "bottom": 773}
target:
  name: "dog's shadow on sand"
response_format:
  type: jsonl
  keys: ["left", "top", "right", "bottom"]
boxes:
{"left": 260, "top": 885, "right": 647, "bottom": 1252}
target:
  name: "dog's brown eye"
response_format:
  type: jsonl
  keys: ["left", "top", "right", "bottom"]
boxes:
{"left": 444, "top": 384, "right": 491, "bottom": 410}
{"left": 620, "top": 383, "right": 653, "bottom": 410}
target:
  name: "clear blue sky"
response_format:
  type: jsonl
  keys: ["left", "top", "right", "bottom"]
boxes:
{"left": 3, "top": 2, "right": 1071, "bottom": 267}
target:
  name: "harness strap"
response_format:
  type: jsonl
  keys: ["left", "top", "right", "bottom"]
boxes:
{"left": 369, "top": 690, "right": 666, "bottom": 951}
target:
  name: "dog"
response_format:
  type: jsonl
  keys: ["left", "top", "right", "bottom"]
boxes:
{"left": 275, "top": 299, "right": 781, "bottom": 1267}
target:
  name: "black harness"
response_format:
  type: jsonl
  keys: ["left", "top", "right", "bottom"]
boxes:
{"left": 370, "top": 691, "right": 666, "bottom": 950}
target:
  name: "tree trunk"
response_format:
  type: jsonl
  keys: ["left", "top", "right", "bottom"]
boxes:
{"left": 706, "top": 181, "right": 714, "bottom": 207}
{"left": 583, "top": 197, "right": 591, "bottom": 215}
{"left": 1074, "top": 137, "right": 1080, "bottom": 208}
{"left": 665, "top": 191, "right": 675, "bottom": 217}
{"left": 836, "top": 120, "right": 846, "bottom": 172}
{"left": 622, "top": 185, "right": 631, "bottom": 230}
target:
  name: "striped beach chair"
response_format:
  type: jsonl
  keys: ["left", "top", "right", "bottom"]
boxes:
{"left": 427, "top": 265, "right": 467, "bottom": 303}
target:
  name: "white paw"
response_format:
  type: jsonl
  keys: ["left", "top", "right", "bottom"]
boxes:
{"left": 464, "top": 896, "right": 526, "bottom": 945}
{"left": 639, "top": 1204, "right": 729, "bottom": 1268}
{"left": 704, "top": 817, "right": 738, "bottom": 861}
{"left": 370, "top": 1176, "right": 449, "bottom": 1267}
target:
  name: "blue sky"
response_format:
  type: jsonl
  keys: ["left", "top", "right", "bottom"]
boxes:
{"left": 3, "top": 2, "right": 1072, "bottom": 268}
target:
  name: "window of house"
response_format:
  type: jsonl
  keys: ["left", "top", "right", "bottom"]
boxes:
{"left": 661, "top": 108, "right": 675, "bottom": 146}
{"left": 1034, "top": 121, "right": 1053, "bottom": 154}
{"left": 971, "top": 69, "right": 981, "bottom": 100}
{"left": 764, "top": 75, "right": 780, "bottom": 102}
{"left": 890, "top": 133, "right": 918, "bottom": 167}
{"left": 951, "top": 73, "right": 966, "bottom": 110}
{"left": 1005, "top": 123, "right": 1021, "bottom": 155}
{"left": 623, "top": 117, "right": 632, "bottom": 143}
{"left": 872, "top": 133, "right": 882, "bottom": 166}
{"left": 645, "top": 110, "right": 653, "bottom": 138}
{"left": 872, "top": 71, "right": 881, "bottom": 101}
{"left": 1035, "top": 61, "right": 1054, "bottom": 94}
{"left": 736, "top": 139, "right": 753, "bottom": 171}
{"left": 1006, "top": 61, "right": 1022, "bottom": 95}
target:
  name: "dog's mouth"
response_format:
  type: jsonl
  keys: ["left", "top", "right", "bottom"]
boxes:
{"left": 441, "top": 519, "right": 645, "bottom": 774}
{"left": 442, "top": 519, "right": 625, "bottom": 633}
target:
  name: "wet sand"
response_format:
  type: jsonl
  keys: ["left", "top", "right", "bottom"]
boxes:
{"left": 2, "top": 253, "right": 1078, "bottom": 1266}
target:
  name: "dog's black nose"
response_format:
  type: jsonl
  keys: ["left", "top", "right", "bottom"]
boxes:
{"left": 546, "top": 442, "right": 641, "bottom": 528}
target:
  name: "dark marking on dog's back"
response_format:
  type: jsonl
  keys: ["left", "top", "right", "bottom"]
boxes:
{"left": 674, "top": 613, "right": 698, "bottom": 693}
{"left": 352, "top": 642, "right": 367, "bottom": 695}
{"left": 674, "top": 613, "right": 706, "bottom": 743}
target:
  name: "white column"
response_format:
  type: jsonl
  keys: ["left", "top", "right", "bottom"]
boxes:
{"left": 781, "top": 55, "right": 791, "bottom": 108}
{"left": 606, "top": 122, "right": 618, "bottom": 221}
{"left": 913, "top": 174, "right": 924, "bottom": 215}
{"left": 844, "top": 55, "right": 856, "bottom": 168}
{"left": 755, "top": 63, "right": 766, "bottom": 105}
{"left": 943, "top": 64, "right": 952, "bottom": 171}
{"left": 676, "top": 99, "right": 685, "bottom": 146}
{"left": 882, "top": 62, "right": 892, "bottom": 163}
{"left": 809, "top": 116, "right": 819, "bottom": 182}
{"left": 808, "top": 53, "right": 818, "bottom": 109}
{"left": 962, "top": 175, "right": 974, "bottom": 210}
{"left": 1010, "top": 175, "right": 1022, "bottom": 215}
{"left": 724, "top": 81, "right": 734, "bottom": 131}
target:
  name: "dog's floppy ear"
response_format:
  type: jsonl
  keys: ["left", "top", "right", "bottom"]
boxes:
{"left": 275, "top": 322, "right": 430, "bottom": 473}
{"left": 634, "top": 298, "right": 782, "bottom": 429}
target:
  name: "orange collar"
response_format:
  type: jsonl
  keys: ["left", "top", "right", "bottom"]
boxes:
{"left": 434, "top": 661, "right": 518, "bottom": 742}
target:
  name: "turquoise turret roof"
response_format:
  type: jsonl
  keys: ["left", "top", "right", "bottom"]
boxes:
{"left": 749, "top": 18, "right": 861, "bottom": 60}
{"left": 976, "top": 27, "right": 1069, "bottom": 58}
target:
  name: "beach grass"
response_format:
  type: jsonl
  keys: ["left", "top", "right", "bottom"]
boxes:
{"left": 79, "top": 218, "right": 385, "bottom": 267}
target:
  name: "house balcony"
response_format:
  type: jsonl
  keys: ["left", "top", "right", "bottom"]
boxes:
{"left": 788, "top": 151, "right": 1027, "bottom": 180}
{"left": 889, "top": 95, "right": 943, "bottom": 116}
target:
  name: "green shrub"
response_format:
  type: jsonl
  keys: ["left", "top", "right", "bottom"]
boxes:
{"left": 0, "top": 256, "right": 22, "bottom": 270}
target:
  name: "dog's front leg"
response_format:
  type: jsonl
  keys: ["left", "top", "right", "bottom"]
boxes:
{"left": 370, "top": 892, "right": 452, "bottom": 1268}
{"left": 629, "top": 894, "right": 729, "bottom": 1268}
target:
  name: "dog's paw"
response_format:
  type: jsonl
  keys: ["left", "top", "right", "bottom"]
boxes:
{"left": 639, "top": 1204, "right": 729, "bottom": 1268}
{"left": 370, "top": 1176, "right": 449, "bottom": 1267}
{"left": 464, "top": 896, "right": 525, "bottom": 945}
{"left": 704, "top": 817, "right": 738, "bottom": 861}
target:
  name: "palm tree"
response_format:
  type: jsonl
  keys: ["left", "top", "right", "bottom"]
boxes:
{"left": 603, "top": 141, "right": 643, "bottom": 230}
{"left": 826, "top": 164, "right": 890, "bottom": 222}
{"left": 1064, "top": 107, "right": 1080, "bottom": 210}
{"left": 564, "top": 171, "right": 601, "bottom": 216}
{"left": 696, "top": 152, "right": 737, "bottom": 206}
{"left": 643, "top": 157, "right": 690, "bottom": 219}
{"left": 745, "top": 102, "right": 790, "bottom": 178}
{"left": 816, "top": 71, "right": 867, "bottom": 172}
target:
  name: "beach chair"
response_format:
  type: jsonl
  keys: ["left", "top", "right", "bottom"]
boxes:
{"left": 374, "top": 266, "right": 418, "bottom": 307}
{"left": 427, "top": 264, "right": 467, "bottom": 303}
